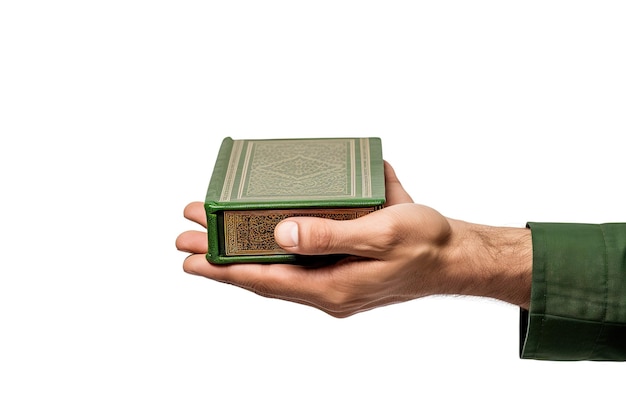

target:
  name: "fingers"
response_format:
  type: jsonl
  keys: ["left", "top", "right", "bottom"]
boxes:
{"left": 175, "top": 230, "right": 208, "bottom": 254}
{"left": 182, "top": 254, "right": 324, "bottom": 302}
{"left": 183, "top": 201, "right": 207, "bottom": 228}
{"left": 181, "top": 254, "right": 391, "bottom": 317}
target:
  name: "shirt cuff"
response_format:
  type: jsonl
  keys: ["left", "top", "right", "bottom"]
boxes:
{"left": 520, "top": 222, "right": 626, "bottom": 361}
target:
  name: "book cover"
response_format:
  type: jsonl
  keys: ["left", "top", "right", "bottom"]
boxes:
{"left": 204, "top": 137, "right": 386, "bottom": 264}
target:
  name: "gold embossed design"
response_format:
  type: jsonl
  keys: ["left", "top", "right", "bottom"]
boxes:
{"left": 218, "top": 138, "right": 376, "bottom": 202}
{"left": 241, "top": 139, "right": 354, "bottom": 199}
{"left": 224, "top": 208, "right": 377, "bottom": 255}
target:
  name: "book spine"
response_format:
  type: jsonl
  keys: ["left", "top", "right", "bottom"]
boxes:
{"left": 205, "top": 137, "right": 236, "bottom": 262}
{"left": 205, "top": 137, "right": 234, "bottom": 208}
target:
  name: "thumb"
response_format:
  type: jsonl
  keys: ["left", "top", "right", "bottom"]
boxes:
{"left": 274, "top": 215, "right": 386, "bottom": 257}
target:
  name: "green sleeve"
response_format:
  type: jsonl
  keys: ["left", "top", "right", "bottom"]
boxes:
{"left": 520, "top": 222, "right": 626, "bottom": 360}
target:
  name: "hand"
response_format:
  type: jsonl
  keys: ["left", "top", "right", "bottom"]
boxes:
{"left": 176, "top": 162, "right": 531, "bottom": 317}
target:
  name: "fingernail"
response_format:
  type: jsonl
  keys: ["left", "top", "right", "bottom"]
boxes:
{"left": 275, "top": 221, "right": 298, "bottom": 247}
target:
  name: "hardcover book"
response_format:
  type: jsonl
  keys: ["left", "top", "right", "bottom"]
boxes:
{"left": 204, "top": 137, "right": 386, "bottom": 264}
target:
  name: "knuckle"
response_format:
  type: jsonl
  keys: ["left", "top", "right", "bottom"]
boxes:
{"left": 316, "top": 282, "right": 355, "bottom": 316}
{"left": 367, "top": 224, "right": 405, "bottom": 251}
{"left": 240, "top": 276, "right": 276, "bottom": 299}
{"left": 376, "top": 228, "right": 402, "bottom": 247}
{"left": 249, "top": 283, "right": 273, "bottom": 298}
{"left": 306, "top": 221, "right": 336, "bottom": 252}
{"left": 324, "top": 310, "right": 352, "bottom": 319}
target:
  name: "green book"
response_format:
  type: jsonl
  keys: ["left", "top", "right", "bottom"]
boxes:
{"left": 204, "top": 137, "right": 386, "bottom": 264}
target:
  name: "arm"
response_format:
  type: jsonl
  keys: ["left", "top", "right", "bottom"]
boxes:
{"left": 177, "top": 161, "right": 626, "bottom": 360}
{"left": 176, "top": 162, "right": 532, "bottom": 317}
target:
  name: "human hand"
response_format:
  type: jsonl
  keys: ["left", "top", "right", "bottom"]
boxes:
{"left": 176, "top": 162, "right": 531, "bottom": 317}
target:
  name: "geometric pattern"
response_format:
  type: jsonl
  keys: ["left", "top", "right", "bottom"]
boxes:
{"left": 241, "top": 139, "right": 353, "bottom": 198}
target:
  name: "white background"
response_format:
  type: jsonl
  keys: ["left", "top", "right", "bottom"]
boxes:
{"left": 1, "top": 1, "right": 624, "bottom": 416}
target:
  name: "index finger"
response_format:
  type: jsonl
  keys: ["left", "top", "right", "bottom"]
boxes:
{"left": 183, "top": 201, "right": 207, "bottom": 228}
{"left": 182, "top": 254, "right": 328, "bottom": 303}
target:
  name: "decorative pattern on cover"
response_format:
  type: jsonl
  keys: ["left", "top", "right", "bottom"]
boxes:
{"left": 219, "top": 138, "right": 374, "bottom": 202}
{"left": 224, "top": 208, "right": 377, "bottom": 255}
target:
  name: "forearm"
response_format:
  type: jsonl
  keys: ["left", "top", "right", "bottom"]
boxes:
{"left": 443, "top": 219, "right": 532, "bottom": 309}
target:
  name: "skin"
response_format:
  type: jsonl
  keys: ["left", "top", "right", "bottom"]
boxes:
{"left": 176, "top": 162, "right": 532, "bottom": 317}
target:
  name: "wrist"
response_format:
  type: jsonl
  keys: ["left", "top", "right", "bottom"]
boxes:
{"left": 444, "top": 219, "right": 532, "bottom": 308}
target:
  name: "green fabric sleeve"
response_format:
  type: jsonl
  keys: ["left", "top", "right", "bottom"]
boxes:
{"left": 520, "top": 222, "right": 626, "bottom": 360}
